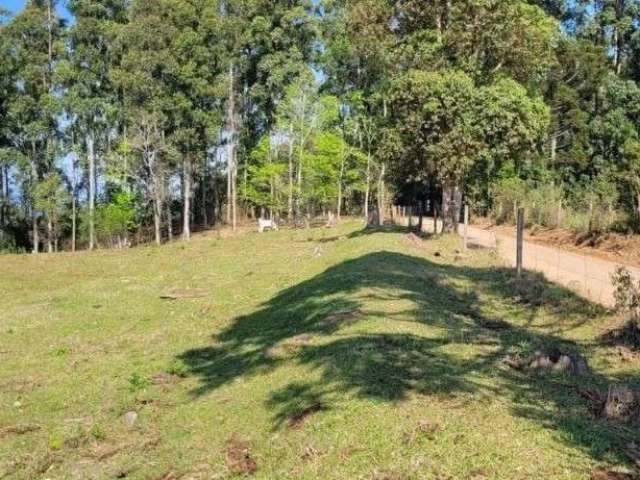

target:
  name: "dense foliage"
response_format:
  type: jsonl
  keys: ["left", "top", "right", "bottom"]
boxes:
{"left": 1, "top": 0, "right": 640, "bottom": 250}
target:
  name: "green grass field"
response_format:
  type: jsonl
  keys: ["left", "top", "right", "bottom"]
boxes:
{"left": 1, "top": 221, "right": 638, "bottom": 479}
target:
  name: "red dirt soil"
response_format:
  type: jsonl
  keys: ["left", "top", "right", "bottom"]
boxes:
{"left": 473, "top": 220, "right": 640, "bottom": 269}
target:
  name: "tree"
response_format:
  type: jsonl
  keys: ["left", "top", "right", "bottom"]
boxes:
{"left": 276, "top": 73, "right": 335, "bottom": 220}
{"left": 387, "top": 70, "right": 482, "bottom": 232}
{"left": 33, "top": 172, "right": 70, "bottom": 252}
{"left": 5, "top": 0, "right": 64, "bottom": 253}
{"left": 110, "top": 0, "right": 179, "bottom": 245}
{"left": 61, "top": 0, "right": 127, "bottom": 251}
{"left": 387, "top": 70, "right": 549, "bottom": 232}
{"left": 95, "top": 190, "right": 136, "bottom": 247}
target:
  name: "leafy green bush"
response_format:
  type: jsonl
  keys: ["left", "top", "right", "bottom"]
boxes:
{"left": 566, "top": 175, "right": 620, "bottom": 233}
{"left": 527, "top": 183, "right": 564, "bottom": 228}
{"left": 95, "top": 191, "right": 137, "bottom": 247}
{"left": 128, "top": 372, "right": 151, "bottom": 392}
{"left": 490, "top": 173, "right": 624, "bottom": 234}
{"left": 491, "top": 176, "right": 527, "bottom": 224}
{"left": 612, "top": 267, "right": 640, "bottom": 329}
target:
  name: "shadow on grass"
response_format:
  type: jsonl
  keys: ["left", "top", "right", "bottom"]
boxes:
{"left": 178, "top": 245, "right": 636, "bottom": 467}
{"left": 313, "top": 222, "right": 436, "bottom": 244}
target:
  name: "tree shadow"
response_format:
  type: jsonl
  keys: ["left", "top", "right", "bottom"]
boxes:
{"left": 312, "top": 223, "right": 435, "bottom": 244}
{"left": 177, "top": 250, "right": 637, "bottom": 468}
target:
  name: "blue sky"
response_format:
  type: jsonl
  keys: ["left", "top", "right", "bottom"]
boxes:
{"left": 2, "top": 0, "right": 71, "bottom": 20}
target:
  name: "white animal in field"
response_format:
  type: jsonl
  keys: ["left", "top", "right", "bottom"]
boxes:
{"left": 258, "top": 218, "right": 278, "bottom": 233}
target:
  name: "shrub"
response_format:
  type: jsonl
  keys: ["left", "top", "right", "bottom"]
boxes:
{"left": 527, "top": 183, "right": 564, "bottom": 228}
{"left": 612, "top": 267, "right": 640, "bottom": 328}
{"left": 95, "top": 191, "right": 137, "bottom": 248}
{"left": 128, "top": 372, "right": 151, "bottom": 392}
{"left": 491, "top": 176, "right": 527, "bottom": 224}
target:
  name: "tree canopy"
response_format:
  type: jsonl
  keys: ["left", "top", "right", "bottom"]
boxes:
{"left": 1, "top": 0, "right": 640, "bottom": 251}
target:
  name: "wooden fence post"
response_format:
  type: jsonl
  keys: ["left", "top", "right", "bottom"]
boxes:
{"left": 516, "top": 207, "right": 524, "bottom": 277}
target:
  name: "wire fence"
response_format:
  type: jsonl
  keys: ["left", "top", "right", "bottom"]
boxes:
{"left": 394, "top": 212, "right": 640, "bottom": 308}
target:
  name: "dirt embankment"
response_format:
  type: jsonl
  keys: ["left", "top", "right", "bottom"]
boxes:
{"left": 473, "top": 220, "right": 640, "bottom": 269}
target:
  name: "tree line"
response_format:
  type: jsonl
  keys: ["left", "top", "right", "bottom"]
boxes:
{"left": 1, "top": 0, "right": 640, "bottom": 252}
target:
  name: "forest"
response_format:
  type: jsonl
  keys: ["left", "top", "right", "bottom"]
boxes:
{"left": 1, "top": 0, "right": 640, "bottom": 252}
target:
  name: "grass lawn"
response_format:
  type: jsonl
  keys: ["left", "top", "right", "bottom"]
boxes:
{"left": 0, "top": 220, "right": 638, "bottom": 479}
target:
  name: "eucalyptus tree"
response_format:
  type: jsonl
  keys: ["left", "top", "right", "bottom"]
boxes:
{"left": 275, "top": 72, "right": 336, "bottom": 220}
{"left": 218, "top": 0, "right": 319, "bottom": 228}
{"left": 5, "top": 0, "right": 64, "bottom": 253}
{"left": 0, "top": 11, "right": 16, "bottom": 245}
{"left": 167, "top": 0, "right": 224, "bottom": 239}
{"left": 110, "top": 0, "right": 178, "bottom": 245}
{"left": 321, "top": 0, "right": 395, "bottom": 223}
{"left": 61, "top": 0, "right": 127, "bottom": 250}
{"left": 32, "top": 171, "right": 69, "bottom": 252}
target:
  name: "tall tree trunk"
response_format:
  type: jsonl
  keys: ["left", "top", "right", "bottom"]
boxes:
{"left": 614, "top": 0, "right": 625, "bottom": 75}
{"left": 0, "top": 165, "right": 5, "bottom": 241}
{"left": 71, "top": 193, "right": 76, "bottom": 252}
{"left": 337, "top": 143, "right": 345, "bottom": 219}
{"left": 442, "top": 183, "right": 462, "bottom": 233}
{"left": 87, "top": 133, "right": 96, "bottom": 251}
{"left": 167, "top": 202, "right": 173, "bottom": 241}
{"left": 288, "top": 125, "right": 294, "bottom": 221}
{"left": 364, "top": 150, "right": 371, "bottom": 219}
{"left": 201, "top": 160, "right": 208, "bottom": 228}
{"left": 297, "top": 146, "right": 303, "bottom": 220}
{"left": 226, "top": 152, "right": 232, "bottom": 224}
{"left": 226, "top": 62, "right": 237, "bottom": 230}
{"left": 31, "top": 141, "right": 39, "bottom": 254}
{"left": 153, "top": 193, "right": 162, "bottom": 246}
{"left": 182, "top": 156, "right": 191, "bottom": 240}
{"left": 47, "top": 214, "right": 53, "bottom": 253}
{"left": 149, "top": 149, "right": 163, "bottom": 246}
{"left": 295, "top": 93, "right": 307, "bottom": 220}
{"left": 377, "top": 163, "right": 386, "bottom": 226}
{"left": 231, "top": 156, "right": 237, "bottom": 230}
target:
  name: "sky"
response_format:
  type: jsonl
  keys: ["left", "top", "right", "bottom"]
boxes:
{"left": 2, "top": 0, "right": 71, "bottom": 20}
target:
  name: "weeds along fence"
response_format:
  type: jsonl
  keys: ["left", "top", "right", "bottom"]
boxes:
{"left": 393, "top": 209, "right": 640, "bottom": 308}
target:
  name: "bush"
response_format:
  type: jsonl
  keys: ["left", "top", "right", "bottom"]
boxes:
{"left": 491, "top": 176, "right": 527, "bottom": 224}
{"left": 95, "top": 191, "right": 137, "bottom": 248}
{"left": 527, "top": 183, "right": 564, "bottom": 228}
{"left": 612, "top": 267, "right": 640, "bottom": 328}
{"left": 566, "top": 175, "right": 620, "bottom": 233}
{"left": 490, "top": 173, "right": 625, "bottom": 234}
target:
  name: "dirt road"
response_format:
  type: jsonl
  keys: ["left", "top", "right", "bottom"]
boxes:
{"left": 398, "top": 215, "right": 640, "bottom": 307}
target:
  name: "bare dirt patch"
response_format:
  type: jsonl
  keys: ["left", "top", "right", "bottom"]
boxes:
{"left": 601, "top": 321, "right": 640, "bottom": 353}
{"left": 578, "top": 385, "right": 640, "bottom": 424}
{"left": 402, "top": 419, "right": 441, "bottom": 445}
{"left": 160, "top": 288, "right": 208, "bottom": 300}
{"left": 265, "top": 334, "right": 316, "bottom": 359}
{"left": 591, "top": 468, "right": 637, "bottom": 480}
{"left": 287, "top": 402, "right": 326, "bottom": 429}
{"left": 300, "top": 444, "right": 321, "bottom": 461}
{"left": 482, "top": 222, "right": 640, "bottom": 269}
{"left": 225, "top": 436, "right": 258, "bottom": 475}
{"left": 405, "top": 233, "right": 423, "bottom": 248}
{"left": 151, "top": 372, "right": 182, "bottom": 385}
{"left": 0, "top": 423, "right": 41, "bottom": 437}
{"left": 505, "top": 349, "right": 590, "bottom": 376}
{"left": 478, "top": 318, "right": 512, "bottom": 331}
{"left": 322, "top": 309, "right": 363, "bottom": 328}
{"left": 154, "top": 472, "right": 179, "bottom": 480}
